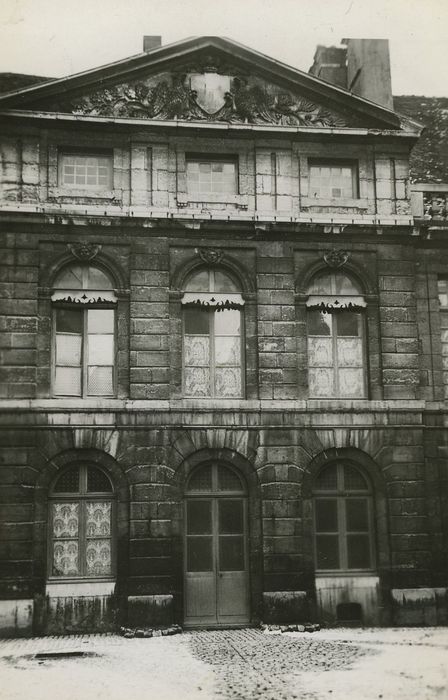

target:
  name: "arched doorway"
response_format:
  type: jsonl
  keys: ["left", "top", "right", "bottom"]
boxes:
{"left": 184, "top": 462, "right": 250, "bottom": 627}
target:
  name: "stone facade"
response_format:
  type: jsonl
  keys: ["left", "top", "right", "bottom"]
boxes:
{"left": 0, "top": 36, "right": 447, "bottom": 636}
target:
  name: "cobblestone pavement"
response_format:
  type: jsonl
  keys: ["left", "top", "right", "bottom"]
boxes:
{"left": 187, "top": 628, "right": 366, "bottom": 700}
{"left": 0, "top": 627, "right": 447, "bottom": 700}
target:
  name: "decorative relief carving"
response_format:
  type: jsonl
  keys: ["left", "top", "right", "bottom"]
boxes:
{"left": 54, "top": 61, "right": 352, "bottom": 127}
{"left": 67, "top": 242, "right": 102, "bottom": 261}
{"left": 198, "top": 248, "right": 224, "bottom": 265}
{"left": 323, "top": 249, "right": 350, "bottom": 268}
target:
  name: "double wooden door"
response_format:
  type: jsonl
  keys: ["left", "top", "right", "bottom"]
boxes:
{"left": 184, "top": 464, "right": 250, "bottom": 627}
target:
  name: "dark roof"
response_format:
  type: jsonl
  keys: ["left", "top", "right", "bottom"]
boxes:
{"left": 0, "top": 73, "right": 54, "bottom": 95}
{"left": 394, "top": 96, "right": 448, "bottom": 184}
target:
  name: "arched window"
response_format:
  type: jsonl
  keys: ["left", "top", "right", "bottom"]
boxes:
{"left": 306, "top": 271, "right": 366, "bottom": 398}
{"left": 181, "top": 268, "right": 244, "bottom": 398}
{"left": 49, "top": 464, "right": 115, "bottom": 579}
{"left": 313, "top": 462, "right": 375, "bottom": 572}
{"left": 51, "top": 264, "right": 117, "bottom": 397}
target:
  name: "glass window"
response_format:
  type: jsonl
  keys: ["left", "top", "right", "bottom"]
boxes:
{"left": 49, "top": 464, "right": 114, "bottom": 579}
{"left": 52, "top": 264, "right": 116, "bottom": 397}
{"left": 59, "top": 152, "right": 113, "bottom": 189}
{"left": 313, "top": 462, "right": 375, "bottom": 572}
{"left": 182, "top": 269, "right": 243, "bottom": 398}
{"left": 307, "top": 273, "right": 366, "bottom": 398}
{"left": 309, "top": 160, "right": 358, "bottom": 199}
{"left": 186, "top": 158, "right": 237, "bottom": 198}
{"left": 438, "top": 278, "right": 448, "bottom": 399}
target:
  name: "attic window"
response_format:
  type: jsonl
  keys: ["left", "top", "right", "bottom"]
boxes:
{"left": 186, "top": 156, "right": 238, "bottom": 199}
{"left": 309, "top": 160, "right": 359, "bottom": 199}
{"left": 59, "top": 151, "right": 113, "bottom": 190}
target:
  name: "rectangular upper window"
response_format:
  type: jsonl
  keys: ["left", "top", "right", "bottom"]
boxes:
{"left": 308, "top": 160, "right": 359, "bottom": 199}
{"left": 59, "top": 151, "right": 113, "bottom": 189}
{"left": 186, "top": 156, "right": 238, "bottom": 198}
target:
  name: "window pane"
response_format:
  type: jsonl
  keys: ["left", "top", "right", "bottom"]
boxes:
{"left": 316, "top": 534, "right": 340, "bottom": 569}
{"left": 86, "top": 502, "right": 112, "bottom": 537}
{"left": 215, "top": 336, "right": 240, "bottom": 365}
{"left": 86, "top": 268, "right": 113, "bottom": 290}
{"left": 219, "top": 536, "right": 244, "bottom": 571}
{"left": 214, "top": 271, "right": 239, "bottom": 293}
{"left": 54, "top": 266, "right": 84, "bottom": 290}
{"left": 309, "top": 367, "right": 335, "bottom": 397}
{"left": 53, "top": 467, "right": 80, "bottom": 494}
{"left": 188, "top": 466, "right": 212, "bottom": 492}
{"left": 219, "top": 500, "right": 244, "bottom": 534}
{"left": 337, "top": 338, "right": 363, "bottom": 367}
{"left": 185, "top": 270, "right": 210, "bottom": 292}
{"left": 346, "top": 499, "right": 369, "bottom": 532}
{"left": 214, "top": 309, "right": 240, "bottom": 335}
{"left": 52, "top": 502, "right": 79, "bottom": 538}
{"left": 334, "top": 274, "right": 361, "bottom": 295}
{"left": 184, "top": 367, "right": 210, "bottom": 397}
{"left": 187, "top": 536, "right": 213, "bottom": 571}
{"left": 336, "top": 313, "right": 360, "bottom": 337}
{"left": 54, "top": 367, "right": 82, "bottom": 396}
{"left": 87, "top": 309, "right": 114, "bottom": 333}
{"left": 308, "top": 311, "right": 332, "bottom": 336}
{"left": 218, "top": 465, "right": 243, "bottom": 492}
{"left": 187, "top": 500, "right": 212, "bottom": 534}
{"left": 338, "top": 368, "right": 365, "bottom": 398}
{"left": 215, "top": 367, "right": 242, "bottom": 397}
{"left": 315, "top": 465, "right": 338, "bottom": 491}
{"left": 56, "top": 308, "right": 83, "bottom": 333}
{"left": 344, "top": 465, "right": 368, "bottom": 491}
{"left": 56, "top": 334, "right": 82, "bottom": 366}
{"left": 88, "top": 334, "right": 114, "bottom": 365}
{"left": 184, "top": 336, "right": 210, "bottom": 366}
{"left": 87, "top": 468, "right": 112, "bottom": 493}
{"left": 308, "top": 337, "right": 333, "bottom": 366}
{"left": 87, "top": 366, "right": 114, "bottom": 395}
{"left": 86, "top": 539, "right": 112, "bottom": 576}
{"left": 53, "top": 540, "right": 79, "bottom": 576}
{"left": 315, "top": 499, "right": 338, "bottom": 532}
{"left": 184, "top": 309, "right": 210, "bottom": 334}
{"left": 347, "top": 534, "right": 371, "bottom": 569}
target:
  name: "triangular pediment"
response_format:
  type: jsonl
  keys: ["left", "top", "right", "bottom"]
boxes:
{"left": 0, "top": 37, "right": 409, "bottom": 131}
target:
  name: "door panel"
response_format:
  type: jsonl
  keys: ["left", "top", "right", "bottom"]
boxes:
{"left": 184, "top": 494, "right": 250, "bottom": 627}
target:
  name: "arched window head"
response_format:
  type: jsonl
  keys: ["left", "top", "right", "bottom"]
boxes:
{"left": 306, "top": 272, "right": 366, "bottom": 398}
{"left": 181, "top": 268, "right": 244, "bottom": 398}
{"left": 186, "top": 462, "right": 246, "bottom": 494}
{"left": 51, "top": 264, "right": 117, "bottom": 397}
{"left": 49, "top": 464, "right": 115, "bottom": 579}
{"left": 313, "top": 461, "right": 375, "bottom": 572}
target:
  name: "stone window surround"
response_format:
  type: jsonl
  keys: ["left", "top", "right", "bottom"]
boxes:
{"left": 295, "top": 257, "right": 382, "bottom": 401}
{"left": 37, "top": 251, "right": 130, "bottom": 400}
{"left": 169, "top": 252, "right": 258, "bottom": 400}
{"left": 47, "top": 464, "right": 116, "bottom": 581}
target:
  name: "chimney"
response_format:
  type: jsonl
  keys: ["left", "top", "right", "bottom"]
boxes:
{"left": 309, "top": 45, "right": 347, "bottom": 88}
{"left": 343, "top": 39, "right": 393, "bottom": 110}
{"left": 143, "top": 36, "right": 162, "bottom": 52}
{"left": 308, "top": 38, "right": 394, "bottom": 111}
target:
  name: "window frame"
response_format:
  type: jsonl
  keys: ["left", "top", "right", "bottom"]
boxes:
{"left": 181, "top": 268, "right": 245, "bottom": 399}
{"left": 308, "top": 158, "right": 359, "bottom": 200}
{"left": 307, "top": 309, "right": 367, "bottom": 398}
{"left": 51, "top": 265, "right": 117, "bottom": 398}
{"left": 437, "top": 277, "right": 448, "bottom": 399}
{"left": 306, "top": 271, "right": 367, "bottom": 399}
{"left": 313, "top": 462, "right": 376, "bottom": 574}
{"left": 58, "top": 149, "right": 114, "bottom": 191}
{"left": 47, "top": 464, "right": 116, "bottom": 582}
{"left": 185, "top": 154, "right": 239, "bottom": 200}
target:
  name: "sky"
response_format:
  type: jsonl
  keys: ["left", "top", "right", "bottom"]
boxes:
{"left": 0, "top": 0, "right": 447, "bottom": 96}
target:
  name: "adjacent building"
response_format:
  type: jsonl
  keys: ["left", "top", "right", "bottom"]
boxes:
{"left": 0, "top": 35, "right": 447, "bottom": 636}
